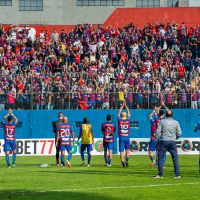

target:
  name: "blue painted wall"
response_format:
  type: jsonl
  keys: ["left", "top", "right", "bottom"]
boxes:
{"left": 0, "top": 109, "right": 199, "bottom": 140}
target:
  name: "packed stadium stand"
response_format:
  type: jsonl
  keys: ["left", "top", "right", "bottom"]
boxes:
{"left": 0, "top": 2, "right": 199, "bottom": 110}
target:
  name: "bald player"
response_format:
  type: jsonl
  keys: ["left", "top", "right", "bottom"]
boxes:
{"left": 56, "top": 116, "right": 74, "bottom": 168}
{"left": 118, "top": 100, "right": 131, "bottom": 167}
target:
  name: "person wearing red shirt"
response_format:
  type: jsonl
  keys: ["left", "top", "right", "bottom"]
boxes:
{"left": 7, "top": 89, "right": 16, "bottom": 109}
{"left": 140, "top": 65, "right": 147, "bottom": 74}
{"left": 101, "top": 35, "right": 106, "bottom": 43}
{"left": 44, "top": 30, "right": 50, "bottom": 41}
{"left": 75, "top": 53, "right": 81, "bottom": 65}
{"left": 178, "top": 63, "right": 185, "bottom": 79}
{"left": 79, "top": 78, "right": 85, "bottom": 87}
{"left": 152, "top": 60, "right": 159, "bottom": 71}
{"left": 17, "top": 80, "right": 25, "bottom": 92}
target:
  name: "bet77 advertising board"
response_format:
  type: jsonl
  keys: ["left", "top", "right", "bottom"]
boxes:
{"left": 0, "top": 139, "right": 104, "bottom": 156}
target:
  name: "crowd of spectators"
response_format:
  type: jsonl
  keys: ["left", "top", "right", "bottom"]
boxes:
{"left": 0, "top": 22, "right": 199, "bottom": 110}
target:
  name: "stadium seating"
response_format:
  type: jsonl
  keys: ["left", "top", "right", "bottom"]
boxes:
{"left": 0, "top": 21, "right": 199, "bottom": 110}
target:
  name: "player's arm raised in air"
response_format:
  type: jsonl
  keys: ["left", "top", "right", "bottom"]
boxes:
{"left": 149, "top": 106, "right": 156, "bottom": 120}
{"left": 149, "top": 106, "right": 161, "bottom": 120}
{"left": 118, "top": 100, "right": 125, "bottom": 117}
{"left": 124, "top": 100, "right": 131, "bottom": 118}
{"left": 161, "top": 101, "right": 169, "bottom": 111}
{"left": 9, "top": 109, "right": 18, "bottom": 124}
{"left": 2, "top": 111, "right": 10, "bottom": 122}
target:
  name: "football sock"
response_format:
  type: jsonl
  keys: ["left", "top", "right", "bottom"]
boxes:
{"left": 104, "top": 157, "right": 108, "bottom": 164}
{"left": 12, "top": 153, "right": 16, "bottom": 165}
{"left": 61, "top": 155, "right": 65, "bottom": 165}
{"left": 5, "top": 155, "right": 10, "bottom": 166}
{"left": 81, "top": 151, "right": 85, "bottom": 162}
{"left": 150, "top": 156, "right": 154, "bottom": 163}
{"left": 108, "top": 158, "right": 111, "bottom": 165}
{"left": 88, "top": 154, "right": 91, "bottom": 165}
{"left": 67, "top": 153, "right": 72, "bottom": 162}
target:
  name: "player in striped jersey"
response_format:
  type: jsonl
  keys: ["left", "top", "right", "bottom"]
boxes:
{"left": 2, "top": 109, "right": 18, "bottom": 168}
{"left": 118, "top": 100, "right": 131, "bottom": 167}
{"left": 149, "top": 106, "right": 161, "bottom": 167}
{"left": 102, "top": 115, "right": 116, "bottom": 166}
{"left": 149, "top": 103, "right": 168, "bottom": 167}
{"left": 56, "top": 116, "right": 74, "bottom": 168}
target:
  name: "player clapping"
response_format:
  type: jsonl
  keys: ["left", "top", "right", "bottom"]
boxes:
{"left": 118, "top": 100, "right": 131, "bottom": 167}
{"left": 2, "top": 108, "right": 18, "bottom": 168}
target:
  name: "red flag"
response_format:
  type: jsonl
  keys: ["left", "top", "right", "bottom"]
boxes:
{"left": 79, "top": 100, "right": 88, "bottom": 110}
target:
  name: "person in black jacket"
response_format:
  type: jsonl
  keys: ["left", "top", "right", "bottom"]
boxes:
{"left": 52, "top": 112, "right": 64, "bottom": 166}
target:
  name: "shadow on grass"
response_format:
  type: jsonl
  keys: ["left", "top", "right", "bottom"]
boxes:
{"left": 31, "top": 168, "right": 199, "bottom": 178}
{"left": 0, "top": 190, "right": 121, "bottom": 200}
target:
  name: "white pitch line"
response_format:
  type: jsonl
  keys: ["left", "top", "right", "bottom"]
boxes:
{"left": 47, "top": 182, "right": 200, "bottom": 192}
{"left": 5, "top": 182, "right": 200, "bottom": 193}
{"left": 1, "top": 182, "right": 198, "bottom": 194}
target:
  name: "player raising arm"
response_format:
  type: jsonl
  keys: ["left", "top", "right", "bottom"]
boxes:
{"left": 149, "top": 106, "right": 161, "bottom": 167}
{"left": 118, "top": 100, "right": 131, "bottom": 167}
{"left": 2, "top": 108, "right": 18, "bottom": 168}
{"left": 149, "top": 102, "right": 168, "bottom": 167}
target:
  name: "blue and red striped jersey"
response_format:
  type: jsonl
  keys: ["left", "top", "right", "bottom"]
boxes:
{"left": 102, "top": 122, "right": 116, "bottom": 142}
{"left": 3, "top": 122, "right": 17, "bottom": 141}
{"left": 150, "top": 115, "right": 161, "bottom": 140}
{"left": 118, "top": 117, "right": 130, "bottom": 138}
{"left": 58, "top": 123, "right": 73, "bottom": 145}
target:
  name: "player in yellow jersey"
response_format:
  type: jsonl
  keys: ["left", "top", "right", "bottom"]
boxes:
{"left": 77, "top": 118, "right": 94, "bottom": 167}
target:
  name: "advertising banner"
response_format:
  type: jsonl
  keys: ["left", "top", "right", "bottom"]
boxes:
{"left": 0, "top": 138, "right": 105, "bottom": 156}
{"left": 0, "top": 138, "right": 199, "bottom": 156}
{"left": 127, "top": 138, "right": 200, "bottom": 155}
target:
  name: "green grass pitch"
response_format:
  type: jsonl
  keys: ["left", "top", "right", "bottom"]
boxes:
{"left": 0, "top": 155, "right": 199, "bottom": 200}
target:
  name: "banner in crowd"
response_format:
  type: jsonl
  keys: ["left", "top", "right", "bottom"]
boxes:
{"left": 0, "top": 138, "right": 199, "bottom": 156}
